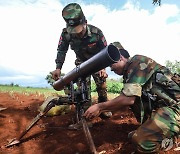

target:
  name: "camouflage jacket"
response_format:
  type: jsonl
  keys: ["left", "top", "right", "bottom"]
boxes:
{"left": 122, "top": 55, "right": 180, "bottom": 123}
{"left": 55, "top": 24, "right": 107, "bottom": 69}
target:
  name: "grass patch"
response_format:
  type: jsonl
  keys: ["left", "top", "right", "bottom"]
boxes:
{"left": 0, "top": 84, "right": 120, "bottom": 100}
{"left": 0, "top": 85, "right": 64, "bottom": 97}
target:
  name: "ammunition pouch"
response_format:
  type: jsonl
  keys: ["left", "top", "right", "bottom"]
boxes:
{"left": 150, "top": 71, "right": 180, "bottom": 109}
{"left": 141, "top": 71, "right": 180, "bottom": 120}
{"left": 141, "top": 91, "right": 156, "bottom": 121}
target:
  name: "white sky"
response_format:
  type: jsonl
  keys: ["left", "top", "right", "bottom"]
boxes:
{"left": 0, "top": 0, "right": 179, "bottom": 80}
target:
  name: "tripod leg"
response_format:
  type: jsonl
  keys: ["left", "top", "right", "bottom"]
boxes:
{"left": 6, "top": 99, "right": 57, "bottom": 148}
{"left": 81, "top": 117, "right": 98, "bottom": 154}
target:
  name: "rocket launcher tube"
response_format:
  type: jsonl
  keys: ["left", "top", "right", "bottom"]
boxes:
{"left": 53, "top": 44, "right": 120, "bottom": 91}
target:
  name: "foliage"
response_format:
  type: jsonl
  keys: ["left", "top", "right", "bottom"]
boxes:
{"left": 45, "top": 71, "right": 123, "bottom": 94}
{"left": 165, "top": 60, "right": 180, "bottom": 74}
{"left": 0, "top": 84, "right": 64, "bottom": 97}
{"left": 1, "top": 77, "right": 123, "bottom": 96}
{"left": 45, "top": 72, "right": 65, "bottom": 86}
{"left": 45, "top": 74, "right": 55, "bottom": 86}
{"left": 10, "top": 82, "right": 19, "bottom": 87}
{"left": 91, "top": 79, "right": 123, "bottom": 94}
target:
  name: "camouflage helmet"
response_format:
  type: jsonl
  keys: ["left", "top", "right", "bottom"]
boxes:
{"left": 112, "top": 41, "right": 124, "bottom": 50}
{"left": 62, "top": 3, "right": 86, "bottom": 34}
{"left": 112, "top": 42, "right": 130, "bottom": 58}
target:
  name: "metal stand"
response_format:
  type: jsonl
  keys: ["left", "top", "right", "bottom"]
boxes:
{"left": 6, "top": 77, "right": 97, "bottom": 154}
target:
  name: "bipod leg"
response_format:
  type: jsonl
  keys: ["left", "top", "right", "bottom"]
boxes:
{"left": 79, "top": 107, "right": 97, "bottom": 154}
{"left": 5, "top": 99, "right": 57, "bottom": 148}
{"left": 81, "top": 117, "right": 97, "bottom": 154}
{"left": 75, "top": 103, "right": 97, "bottom": 153}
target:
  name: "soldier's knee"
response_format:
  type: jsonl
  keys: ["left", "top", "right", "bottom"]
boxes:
{"left": 132, "top": 133, "right": 160, "bottom": 153}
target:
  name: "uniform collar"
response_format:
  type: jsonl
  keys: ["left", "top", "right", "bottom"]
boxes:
{"left": 82, "top": 25, "right": 91, "bottom": 38}
{"left": 71, "top": 24, "right": 92, "bottom": 39}
{"left": 87, "top": 25, "right": 92, "bottom": 36}
{"left": 123, "top": 57, "right": 132, "bottom": 75}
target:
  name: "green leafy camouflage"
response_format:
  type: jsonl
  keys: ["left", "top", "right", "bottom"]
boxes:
{"left": 123, "top": 55, "right": 180, "bottom": 153}
{"left": 56, "top": 24, "right": 107, "bottom": 69}
{"left": 112, "top": 41, "right": 124, "bottom": 50}
{"left": 62, "top": 3, "right": 83, "bottom": 20}
{"left": 123, "top": 55, "right": 162, "bottom": 85}
{"left": 55, "top": 21, "right": 107, "bottom": 106}
{"left": 131, "top": 106, "right": 179, "bottom": 153}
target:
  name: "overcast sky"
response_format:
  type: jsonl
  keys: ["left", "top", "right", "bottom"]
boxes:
{"left": 0, "top": 0, "right": 179, "bottom": 86}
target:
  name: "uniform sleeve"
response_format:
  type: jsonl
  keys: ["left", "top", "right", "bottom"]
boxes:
{"left": 55, "top": 30, "right": 69, "bottom": 69}
{"left": 122, "top": 55, "right": 161, "bottom": 97}
{"left": 97, "top": 29, "right": 107, "bottom": 50}
{"left": 122, "top": 83, "right": 142, "bottom": 97}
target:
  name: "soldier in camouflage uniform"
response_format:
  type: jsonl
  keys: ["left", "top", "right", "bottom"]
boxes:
{"left": 51, "top": 3, "right": 112, "bottom": 120}
{"left": 84, "top": 42, "right": 180, "bottom": 153}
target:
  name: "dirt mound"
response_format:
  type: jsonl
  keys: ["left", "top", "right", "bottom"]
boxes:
{"left": 0, "top": 92, "right": 178, "bottom": 154}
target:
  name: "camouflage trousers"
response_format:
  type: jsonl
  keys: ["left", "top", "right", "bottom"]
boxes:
{"left": 91, "top": 72, "right": 108, "bottom": 102}
{"left": 83, "top": 73, "right": 107, "bottom": 110}
{"left": 131, "top": 105, "right": 180, "bottom": 153}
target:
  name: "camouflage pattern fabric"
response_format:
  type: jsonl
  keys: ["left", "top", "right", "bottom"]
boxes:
{"left": 62, "top": 3, "right": 86, "bottom": 34}
{"left": 56, "top": 24, "right": 107, "bottom": 69}
{"left": 122, "top": 55, "right": 180, "bottom": 153}
{"left": 122, "top": 55, "right": 163, "bottom": 123}
{"left": 123, "top": 55, "right": 162, "bottom": 85}
{"left": 92, "top": 72, "right": 107, "bottom": 102}
{"left": 131, "top": 106, "right": 180, "bottom": 153}
{"left": 62, "top": 3, "right": 83, "bottom": 20}
{"left": 111, "top": 41, "right": 124, "bottom": 50}
{"left": 55, "top": 24, "right": 107, "bottom": 104}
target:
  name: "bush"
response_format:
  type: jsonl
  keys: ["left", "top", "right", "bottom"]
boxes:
{"left": 91, "top": 79, "right": 123, "bottom": 94}
{"left": 107, "top": 82, "right": 123, "bottom": 93}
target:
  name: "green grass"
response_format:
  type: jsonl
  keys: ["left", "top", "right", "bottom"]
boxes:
{"left": 0, "top": 85, "right": 64, "bottom": 97}
{"left": 91, "top": 79, "right": 123, "bottom": 94}
{"left": 0, "top": 83, "right": 120, "bottom": 100}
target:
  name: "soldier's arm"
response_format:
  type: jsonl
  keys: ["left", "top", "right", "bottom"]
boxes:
{"left": 97, "top": 29, "right": 107, "bottom": 50}
{"left": 96, "top": 29, "right": 108, "bottom": 77}
{"left": 55, "top": 29, "right": 70, "bottom": 69}
{"left": 84, "top": 93, "right": 136, "bottom": 119}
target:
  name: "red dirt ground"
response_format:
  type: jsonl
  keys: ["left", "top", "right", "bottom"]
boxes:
{"left": 0, "top": 92, "right": 179, "bottom": 154}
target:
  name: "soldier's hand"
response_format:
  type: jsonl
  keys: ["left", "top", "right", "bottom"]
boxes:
{"left": 99, "top": 69, "right": 108, "bottom": 79}
{"left": 83, "top": 104, "right": 101, "bottom": 120}
{"left": 51, "top": 69, "right": 61, "bottom": 81}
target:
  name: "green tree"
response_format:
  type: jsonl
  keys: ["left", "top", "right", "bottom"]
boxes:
{"left": 45, "top": 72, "right": 65, "bottom": 86}
{"left": 165, "top": 60, "right": 180, "bottom": 74}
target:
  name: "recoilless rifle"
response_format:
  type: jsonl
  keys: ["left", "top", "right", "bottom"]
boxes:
{"left": 6, "top": 44, "right": 120, "bottom": 154}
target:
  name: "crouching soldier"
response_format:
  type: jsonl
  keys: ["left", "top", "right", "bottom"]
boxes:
{"left": 84, "top": 42, "right": 180, "bottom": 153}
